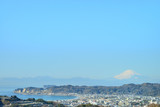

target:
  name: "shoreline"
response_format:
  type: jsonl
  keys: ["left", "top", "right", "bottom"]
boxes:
{"left": 13, "top": 92, "right": 79, "bottom": 101}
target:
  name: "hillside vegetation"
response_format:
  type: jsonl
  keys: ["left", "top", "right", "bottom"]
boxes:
{"left": 14, "top": 83, "right": 160, "bottom": 96}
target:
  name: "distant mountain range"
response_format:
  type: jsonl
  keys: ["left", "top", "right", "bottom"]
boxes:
{"left": 14, "top": 83, "right": 160, "bottom": 96}
{"left": 1, "top": 76, "right": 159, "bottom": 87}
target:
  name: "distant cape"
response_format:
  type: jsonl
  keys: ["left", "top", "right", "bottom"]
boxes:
{"left": 14, "top": 83, "right": 160, "bottom": 96}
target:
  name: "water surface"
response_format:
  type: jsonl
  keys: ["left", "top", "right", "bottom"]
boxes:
{"left": 0, "top": 87, "right": 76, "bottom": 101}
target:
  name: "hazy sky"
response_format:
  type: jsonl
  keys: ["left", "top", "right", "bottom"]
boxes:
{"left": 0, "top": 0, "right": 160, "bottom": 81}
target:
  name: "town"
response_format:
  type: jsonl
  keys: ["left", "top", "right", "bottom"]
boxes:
{"left": 1, "top": 94, "right": 160, "bottom": 106}
{"left": 57, "top": 94, "right": 160, "bottom": 107}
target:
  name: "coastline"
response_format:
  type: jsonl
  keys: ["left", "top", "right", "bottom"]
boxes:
{"left": 0, "top": 87, "right": 77, "bottom": 101}
{"left": 13, "top": 91, "right": 78, "bottom": 101}
{"left": 2, "top": 87, "right": 160, "bottom": 106}
{"left": 14, "top": 92, "right": 79, "bottom": 101}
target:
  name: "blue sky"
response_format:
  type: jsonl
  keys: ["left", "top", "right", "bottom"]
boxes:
{"left": 0, "top": 0, "right": 160, "bottom": 83}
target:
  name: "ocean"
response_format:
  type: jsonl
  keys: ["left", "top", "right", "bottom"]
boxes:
{"left": 0, "top": 87, "right": 76, "bottom": 101}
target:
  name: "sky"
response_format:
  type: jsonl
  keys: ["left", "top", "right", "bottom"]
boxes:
{"left": 0, "top": 0, "right": 160, "bottom": 84}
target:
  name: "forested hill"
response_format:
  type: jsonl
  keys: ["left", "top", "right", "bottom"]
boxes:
{"left": 14, "top": 83, "right": 160, "bottom": 96}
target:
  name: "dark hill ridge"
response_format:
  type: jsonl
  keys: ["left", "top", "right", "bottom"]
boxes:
{"left": 14, "top": 83, "right": 160, "bottom": 96}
